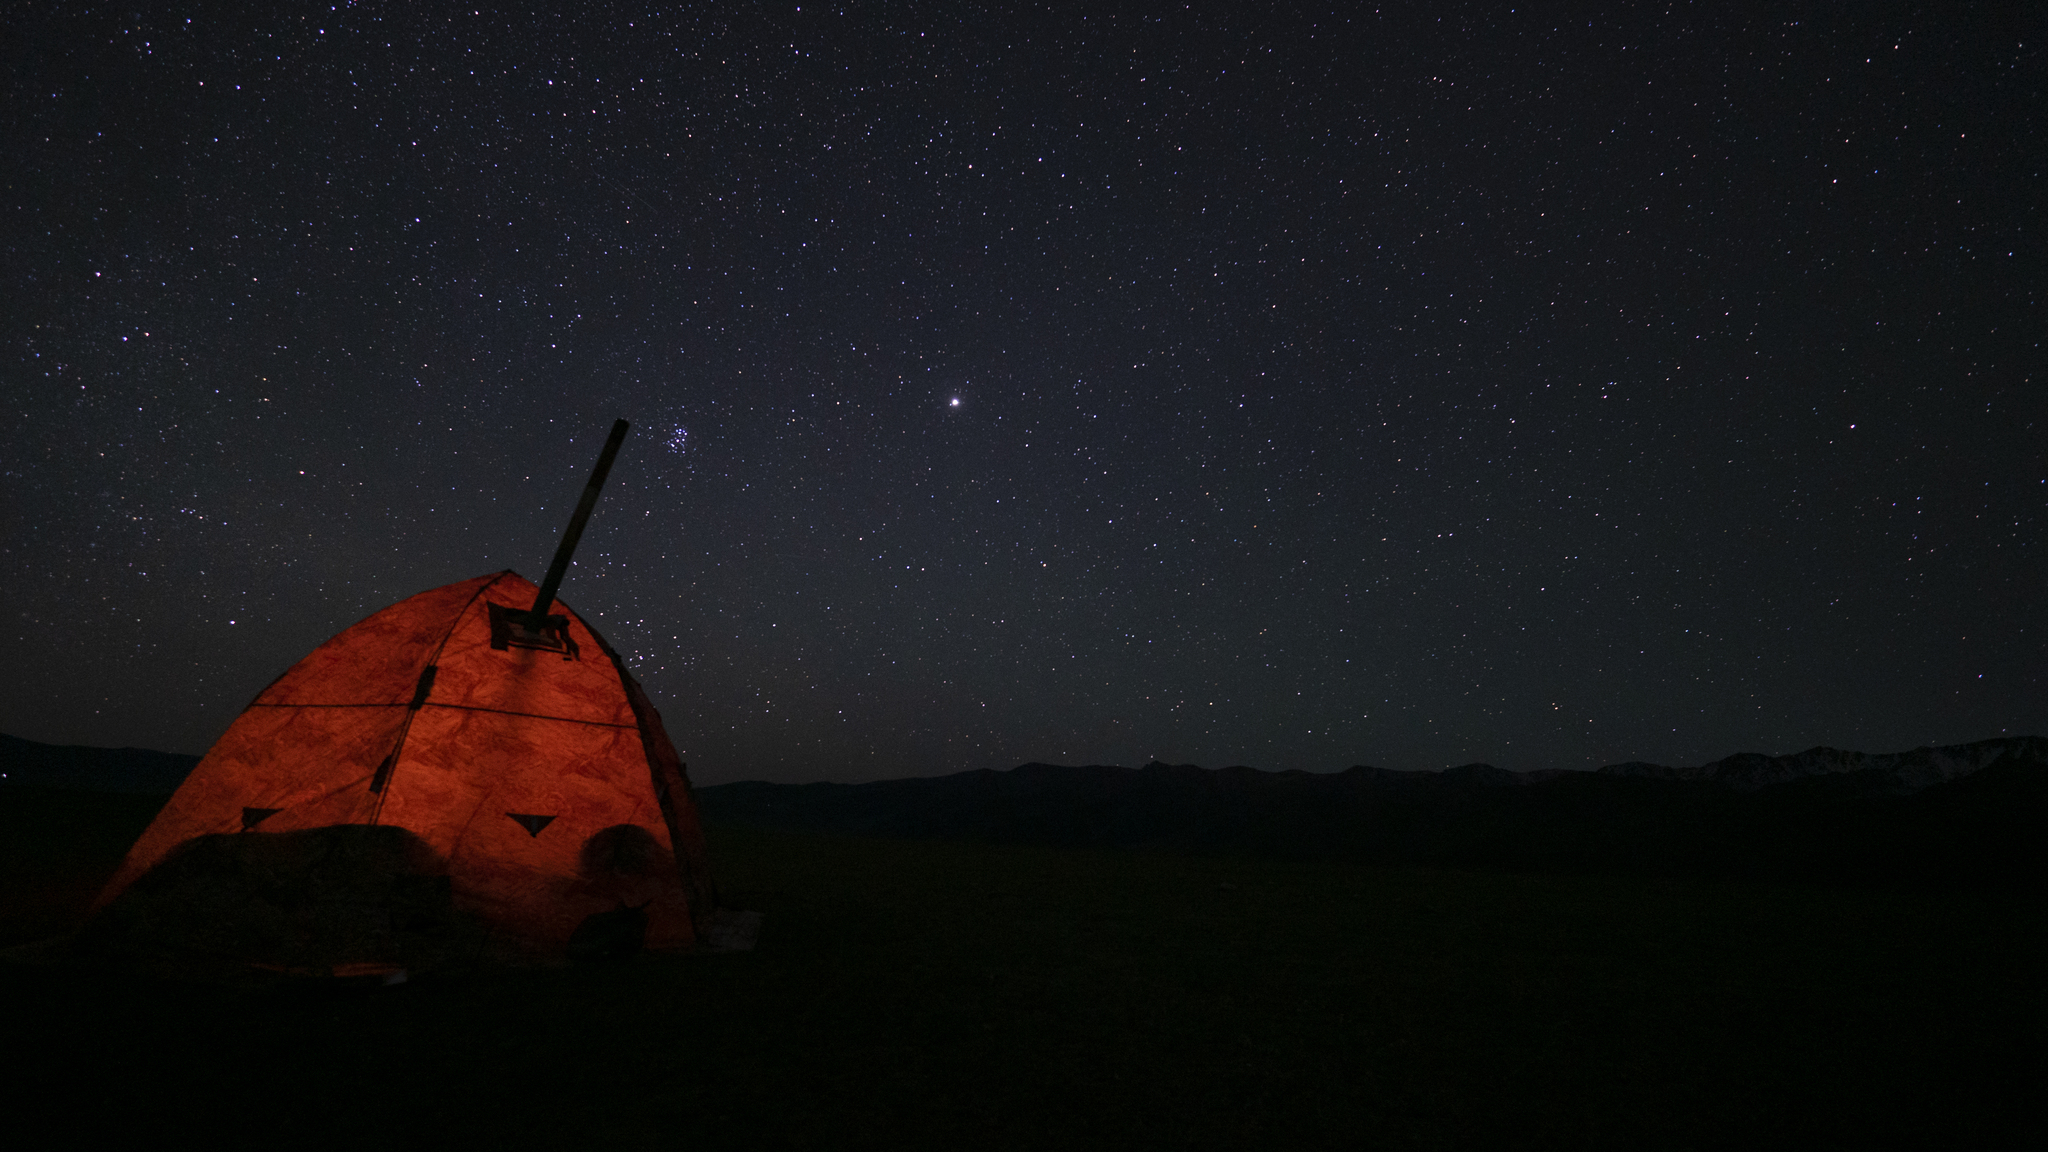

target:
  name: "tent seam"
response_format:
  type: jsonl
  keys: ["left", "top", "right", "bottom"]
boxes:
{"left": 368, "top": 573, "right": 509, "bottom": 825}
{"left": 248, "top": 701, "right": 636, "bottom": 729}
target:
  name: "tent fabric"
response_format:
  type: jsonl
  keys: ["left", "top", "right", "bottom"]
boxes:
{"left": 89, "top": 572, "right": 715, "bottom": 967}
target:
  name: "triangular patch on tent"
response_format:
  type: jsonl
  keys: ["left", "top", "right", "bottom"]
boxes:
{"left": 507, "top": 813, "right": 557, "bottom": 837}
{"left": 241, "top": 807, "right": 283, "bottom": 830}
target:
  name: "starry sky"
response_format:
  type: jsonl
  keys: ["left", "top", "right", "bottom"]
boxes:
{"left": 5, "top": 3, "right": 2042, "bottom": 784}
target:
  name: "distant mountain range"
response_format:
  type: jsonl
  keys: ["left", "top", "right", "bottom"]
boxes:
{"left": 1589, "top": 738, "right": 2038, "bottom": 793}
{"left": 8, "top": 732, "right": 2042, "bottom": 887}
{"left": 0, "top": 734, "right": 201, "bottom": 794}
{"left": 696, "top": 737, "right": 2048, "bottom": 888}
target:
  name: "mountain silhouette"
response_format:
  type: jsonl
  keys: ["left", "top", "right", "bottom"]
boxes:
{"left": 0, "top": 734, "right": 201, "bottom": 794}
{"left": 697, "top": 737, "right": 2048, "bottom": 888}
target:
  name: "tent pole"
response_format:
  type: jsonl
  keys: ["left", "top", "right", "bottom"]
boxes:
{"left": 530, "top": 419, "right": 630, "bottom": 618}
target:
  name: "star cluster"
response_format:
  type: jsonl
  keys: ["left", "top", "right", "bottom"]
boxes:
{"left": 4, "top": 4, "right": 2040, "bottom": 782}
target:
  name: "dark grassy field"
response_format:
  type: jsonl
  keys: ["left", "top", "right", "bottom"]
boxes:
{"left": 2, "top": 787, "right": 2042, "bottom": 1148}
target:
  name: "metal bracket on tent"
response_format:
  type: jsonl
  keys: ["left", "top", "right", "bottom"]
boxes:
{"left": 488, "top": 602, "right": 580, "bottom": 659}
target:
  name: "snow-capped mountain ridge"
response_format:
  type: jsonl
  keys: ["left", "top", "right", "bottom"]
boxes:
{"left": 1597, "top": 736, "right": 2045, "bottom": 793}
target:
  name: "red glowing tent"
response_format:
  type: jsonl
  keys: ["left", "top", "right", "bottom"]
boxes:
{"left": 83, "top": 422, "right": 726, "bottom": 976}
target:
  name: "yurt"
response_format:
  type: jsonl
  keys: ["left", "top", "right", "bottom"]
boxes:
{"left": 80, "top": 423, "right": 728, "bottom": 978}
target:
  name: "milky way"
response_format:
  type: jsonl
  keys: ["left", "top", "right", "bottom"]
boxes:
{"left": 4, "top": 4, "right": 2040, "bottom": 782}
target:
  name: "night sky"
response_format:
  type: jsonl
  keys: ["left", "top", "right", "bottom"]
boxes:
{"left": 5, "top": 4, "right": 2041, "bottom": 784}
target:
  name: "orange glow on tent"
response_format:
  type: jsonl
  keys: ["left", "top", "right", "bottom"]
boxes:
{"left": 88, "top": 571, "right": 715, "bottom": 968}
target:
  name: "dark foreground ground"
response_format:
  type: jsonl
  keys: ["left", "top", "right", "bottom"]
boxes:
{"left": 2, "top": 787, "right": 2042, "bottom": 1149}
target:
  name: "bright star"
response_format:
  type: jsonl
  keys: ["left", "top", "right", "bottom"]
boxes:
{"left": 949, "top": 397, "right": 961, "bottom": 407}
